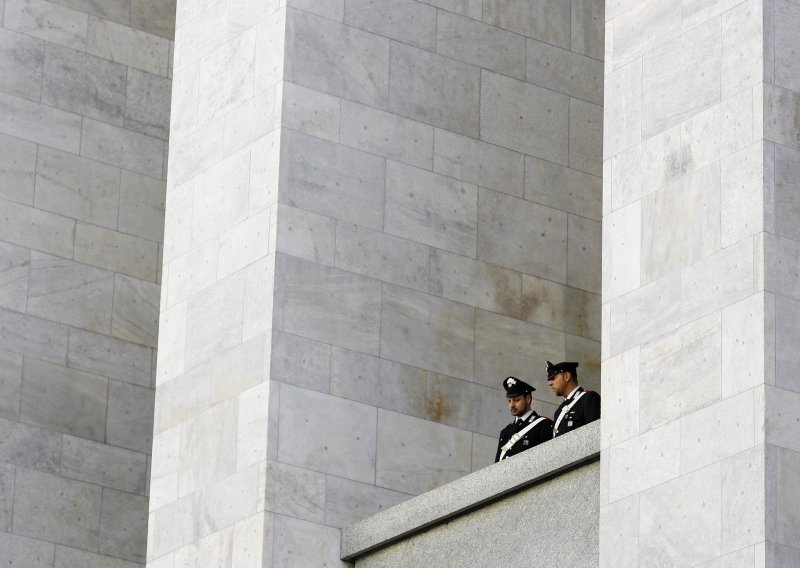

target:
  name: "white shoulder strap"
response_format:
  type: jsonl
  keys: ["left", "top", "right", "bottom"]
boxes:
{"left": 499, "top": 416, "right": 548, "bottom": 460}
{"left": 553, "top": 389, "right": 587, "bottom": 435}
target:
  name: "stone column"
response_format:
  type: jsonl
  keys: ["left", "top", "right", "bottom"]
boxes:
{"left": 601, "top": 1, "right": 800, "bottom": 565}
{"left": 150, "top": 1, "right": 602, "bottom": 566}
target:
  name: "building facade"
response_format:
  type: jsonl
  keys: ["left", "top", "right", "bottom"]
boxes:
{"left": 0, "top": 1, "right": 797, "bottom": 567}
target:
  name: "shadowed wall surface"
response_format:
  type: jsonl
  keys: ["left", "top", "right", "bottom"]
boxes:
{"left": 0, "top": 0, "right": 175, "bottom": 566}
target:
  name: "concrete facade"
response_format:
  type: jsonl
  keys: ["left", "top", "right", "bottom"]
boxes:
{"left": 150, "top": 1, "right": 603, "bottom": 566}
{"left": 601, "top": 0, "right": 800, "bottom": 566}
{"left": 0, "top": 0, "right": 174, "bottom": 566}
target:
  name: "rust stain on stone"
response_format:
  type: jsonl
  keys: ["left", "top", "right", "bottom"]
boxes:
{"left": 570, "top": 291, "right": 590, "bottom": 338}
{"left": 490, "top": 269, "right": 521, "bottom": 316}
{"left": 427, "top": 374, "right": 447, "bottom": 423}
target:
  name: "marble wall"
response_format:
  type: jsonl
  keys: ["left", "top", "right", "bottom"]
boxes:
{"left": 0, "top": 0, "right": 174, "bottom": 566}
{"left": 150, "top": 1, "right": 603, "bottom": 566}
{"left": 601, "top": 0, "right": 800, "bottom": 566}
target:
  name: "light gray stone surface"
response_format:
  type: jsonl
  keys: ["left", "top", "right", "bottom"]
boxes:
{"left": 345, "top": 0, "right": 436, "bottom": 51}
{"left": 0, "top": 531, "right": 54, "bottom": 568}
{"left": 1, "top": 0, "right": 169, "bottom": 564}
{"left": 111, "top": 274, "right": 159, "bottom": 347}
{"left": 483, "top": 0, "right": 570, "bottom": 47}
{"left": 0, "top": 91, "right": 82, "bottom": 152}
{"left": 343, "top": 420, "right": 600, "bottom": 562}
{"left": 34, "top": 147, "right": 120, "bottom": 229}
{"left": 13, "top": 468, "right": 102, "bottom": 550}
{"left": 639, "top": 464, "right": 722, "bottom": 567}
{"left": 42, "top": 44, "right": 127, "bottom": 125}
{"left": 480, "top": 71, "right": 569, "bottom": 163}
{"left": 282, "top": 257, "right": 382, "bottom": 355}
{"left": 27, "top": 252, "right": 114, "bottom": 333}
{"left": 274, "top": 515, "right": 349, "bottom": 568}
{"left": 437, "top": 11, "right": 525, "bottom": 80}
{"left": 278, "top": 385, "right": 377, "bottom": 484}
{"left": 107, "top": 380, "right": 155, "bottom": 454}
{"left": 280, "top": 129, "right": 385, "bottom": 230}
{"left": 527, "top": 38, "right": 602, "bottom": 105}
{"left": 150, "top": 1, "right": 604, "bottom": 566}
{"left": 602, "top": 1, "right": 800, "bottom": 565}
{"left": 125, "top": 69, "right": 171, "bottom": 140}
{"left": 389, "top": 42, "right": 480, "bottom": 137}
{"left": 61, "top": 433, "right": 147, "bottom": 494}
{"left": 0, "top": 241, "right": 29, "bottom": 312}
{"left": 355, "top": 462, "right": 599, "bottom": 567}
{"left": 430, "top": 248, "right": 521, "bottom": 318}
{"left": 385, "top": 161, "right": 478, "bottom": 257}
{"left": 0, "top": 417, "right": 61, "bottom": 472}
{"left": 478, "top": 188, "right": 567, "bottom": 280}
{"left": 375, "top": 409, "right": 472, "bottom": 495}
{"left": 287, "top": 9, "right": 389, "bottom": 108}
{"left": 434, "top": 129, "right": 524, "bottom": 197}
{"left": 380, "top": 284, "right": 475, "bottom": 380}
{"left": 99, "top": 489, "right": 148, "bottom": 562}
{"left": 0, "top": 28, "right": 43, "bottom": 100}
{"left": 339, "top": 100, "right": 432, "bottom": 170}
{"left": 0, "top": 132, "right": 36, "bottom": 205}
{"left": 5, "top": 0, "right": 89, "bottom": 50}
{"left": 335, "top": 222, "right": 429, "bottom": 291}
{"left": 88, "top": 17, "right": 170, "bottom": 76}
{"left": 330, "top": 347, "right": 427, "bottom": 418}
{"left": 325, "top": 476, "right": 411, "bottom": 530}
{"left": 20, "top": 358, "right": 108, "bottom": 442}
{"left": 0, "top": 352, "right": 22, "bottom": 420}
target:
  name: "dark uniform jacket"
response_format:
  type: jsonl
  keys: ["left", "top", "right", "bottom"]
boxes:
{"left": 495, "top": 411, "right": 554, "bottom": 462}
{"left": 552, "top": 386, "right": 600, "bottom": 437}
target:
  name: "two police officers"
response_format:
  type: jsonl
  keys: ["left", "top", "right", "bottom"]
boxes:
{"left": 494, "top": 361, "right": 600, "bottom": 462}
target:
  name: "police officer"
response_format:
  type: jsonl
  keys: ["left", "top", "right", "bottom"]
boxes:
{"left": 545, "top": 361, "right": 600, "bottom": 437}
{"left": 495, "top": 376, "right": 554, "bottom": 462}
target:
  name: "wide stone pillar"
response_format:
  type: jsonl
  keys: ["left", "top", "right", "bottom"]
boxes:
{"left": 150, "top": 1, "right": 602, "bottom": 566}
{"left": 601, "top": 1, "right": 800, "bottom": 565}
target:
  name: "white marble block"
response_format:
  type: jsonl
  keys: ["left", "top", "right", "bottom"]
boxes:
{"left": 601, "top": 2, "right": 800, "bottom": 566}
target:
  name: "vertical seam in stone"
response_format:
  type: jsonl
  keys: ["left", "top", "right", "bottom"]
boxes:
{"left": 568, "top": 95, "right": 573, "bottom": 175}
{"left": 568, "top": 0, "right": 573, "bottom": 52}
{"left": 8, "top": 464, "right": 18, "bottom": 534}
{"left": 115, "top": 167, "right": 122, "bottom": 232}
{"left": 638, "top": 55, "right": 643, "bottom": 150}
{"left": 477, "top": 68, "right": 482, "bottom": 142}
{"left": 373, "top": 404, "right": 380, "bottom": 486}
{"left": 434, "top": 6, "right": 440, "bottom": 56}
{"left": 105, "top": 377, "right": 112, "bottom": 446}
{"left": 274, "top": 373, "right": 282, "bottom": 462}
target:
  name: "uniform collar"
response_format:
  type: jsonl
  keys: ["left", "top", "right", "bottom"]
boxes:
{"left": 564, "top": 386, "right": 583, "bottom": 401}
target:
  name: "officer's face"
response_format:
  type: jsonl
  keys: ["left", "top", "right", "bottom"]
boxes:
{"left": 547, "top": 371, "right": 570, "bottom": 396}
{"left": 507, "top": 394, "right": 531, "bottom": 416}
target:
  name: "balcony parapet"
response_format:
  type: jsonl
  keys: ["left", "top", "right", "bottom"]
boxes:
{"left": 342, "top": 420, "right": 600, "bottom": 564}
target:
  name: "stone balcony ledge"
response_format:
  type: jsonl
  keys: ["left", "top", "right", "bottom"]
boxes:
{"left": 341, "top": 420, "right": 601, "bottom": 562}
